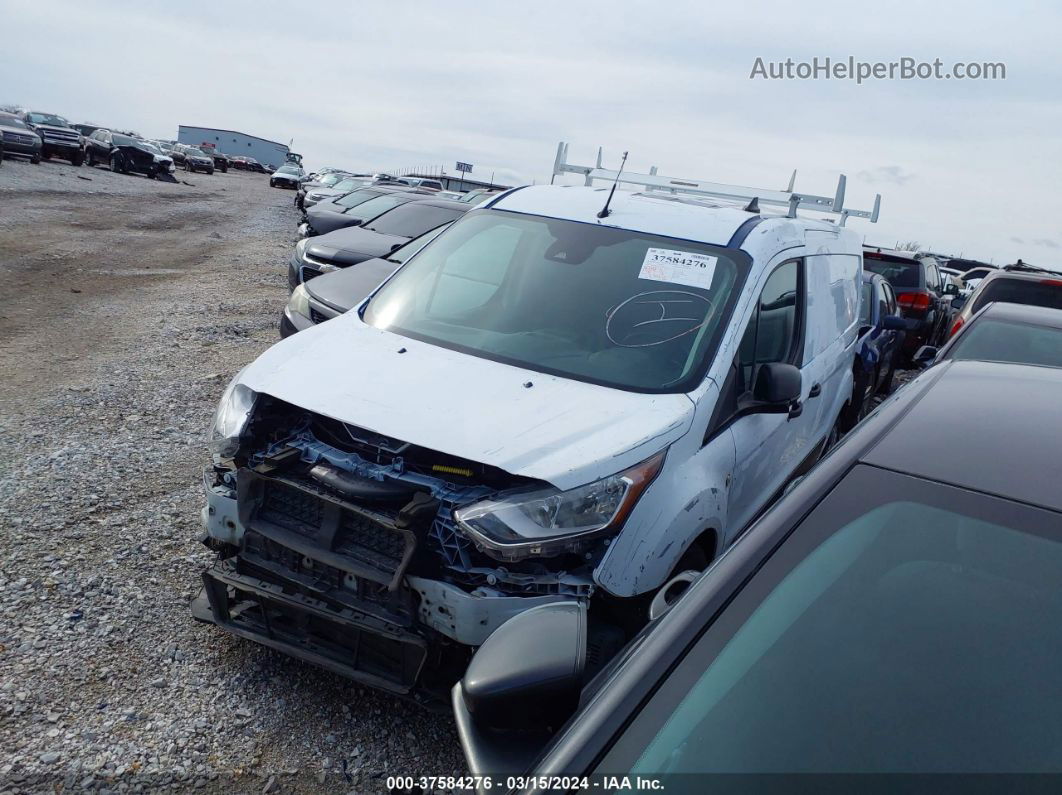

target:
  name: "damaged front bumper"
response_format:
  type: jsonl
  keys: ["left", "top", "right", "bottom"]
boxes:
{"left": 193, "top": 462, "right": 582, "bottom": 701}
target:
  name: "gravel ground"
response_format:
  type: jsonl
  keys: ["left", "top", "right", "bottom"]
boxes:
{"left": 0, "top": 159, "right": 462, "bottom": 793}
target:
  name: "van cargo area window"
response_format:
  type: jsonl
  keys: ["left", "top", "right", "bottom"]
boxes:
{"left": 362, "top": 210, "right": 750, "bottom": 393}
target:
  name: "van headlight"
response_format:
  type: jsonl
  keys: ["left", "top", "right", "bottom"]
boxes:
{"left": 209, "top": 371, "right": 257, "bottom": 458}
{"left": 454, "top": 452, "right": 665, "bottom": 561}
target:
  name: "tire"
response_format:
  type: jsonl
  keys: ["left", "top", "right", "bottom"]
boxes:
{"left": 110, "top": 152, "right": 122, "bottom": 173}
{"left": 85, "top": 149, "right": 93, "bottom": 167}
{"left": 31, "top": 153, "right": 41, "bottom": 165}
{"left": 71, "top": 151, "right": 84, "bottom": 167}
{"left": 207, "top": 168, "right": 214, "bottom": 175}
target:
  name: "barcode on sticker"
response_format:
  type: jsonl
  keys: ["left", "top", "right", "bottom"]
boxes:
{"left": 638, "top": 248, "right": 717, "bottom": 290}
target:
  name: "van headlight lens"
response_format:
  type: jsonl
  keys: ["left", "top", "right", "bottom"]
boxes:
{"left": 209, "top": 372, "right": 257, "bottom": 458}
{"left": 454, "top": 452, "right": 665, "bottom": 561}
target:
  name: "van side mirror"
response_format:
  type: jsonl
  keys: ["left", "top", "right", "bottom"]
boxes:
{"left": 453, "top": 603, "right": 586, "bottom": 776}
{"left": 649, "top": 570, "right": 700, "bottom": 621}
{"left": 882, "top": 314, "right": 906, "bottom": 331}
{"left": 752, "top": 362, "right": 802, "bottom": 408}
{"left": 913, "top": 345, "right": 938, "bottom": 368}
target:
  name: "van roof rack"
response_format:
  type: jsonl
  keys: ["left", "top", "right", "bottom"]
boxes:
{"left": 551, "top": 142, "right": 881, "bottom": 225}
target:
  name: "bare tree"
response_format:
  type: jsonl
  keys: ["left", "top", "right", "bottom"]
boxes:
{"left": 895, "top": 240, "right": 921, "bottom": 252}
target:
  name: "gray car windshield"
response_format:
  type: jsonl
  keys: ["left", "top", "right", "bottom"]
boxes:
{"left": 363, "top": 204, "right": 465, "bottom": 239}
{"left": 333, "top": 188, "right": 382, "bottom": 209}
{"left": 1, "top": 116, "right": 29, "bottom": 130}
{"left": 607, "top": 466, "right": 1062, "bottom": 775}
{"left": 343, "top": 194, "right": 415, "bottom": 222}
{"left": 363, "top": 210, "right": 746, "bottom": 392}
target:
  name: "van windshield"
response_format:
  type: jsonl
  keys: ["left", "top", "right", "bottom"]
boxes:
{"left": 363, "top": 210, "right": 748, "bottom": 392}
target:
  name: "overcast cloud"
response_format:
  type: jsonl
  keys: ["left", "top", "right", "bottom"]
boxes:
{"left": 3, "top": 0, "right": 1060, "bottom": 263}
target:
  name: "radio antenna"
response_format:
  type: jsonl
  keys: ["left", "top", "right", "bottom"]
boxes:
{"left": 597, "top": 151, "right": 629, "bottom": 219}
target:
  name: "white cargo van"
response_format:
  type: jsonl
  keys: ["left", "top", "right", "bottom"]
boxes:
{"left": 193, "top": 145, "right": 881, "bottom": 703}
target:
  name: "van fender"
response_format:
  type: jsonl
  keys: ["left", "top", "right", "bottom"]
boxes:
{"left": 593, "top": 417, "right": 734, "bottom": 599}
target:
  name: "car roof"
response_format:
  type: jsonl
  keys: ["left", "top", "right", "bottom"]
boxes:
{"left": 861, "top": 360, "right": 1062, "bottom": 512}
{"left": 979, "top": 268, "right": 1062, "bottom": 286}
{"left": 401, "top": 198, "right": 472, "bottom": 211}
{"left": 972, "top": 301, "right": 1062, "bottom": 329}
{"left": 488, "top": 185, "right": 839, "bottom": 248}
{"left": 863, "top": 246, "right": 921, "bottom": 262}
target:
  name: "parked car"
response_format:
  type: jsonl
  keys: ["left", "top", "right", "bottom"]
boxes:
{"left": 299, "top": 187, "right": 427, "bottom": 237}
{"left": 71, "top": 123, "right": 102, "bottom": 138}
{"left": 396, "top": 176, "right": 444, "bottom": 191}
{"left": 0, "top": 112, "right": 42, "bottom": 163}
{"left": 20, "top": 111, "right": 84, "bottom": 165}
{"left": 288, "top": 199, "right": 467, "bottom": 287}
{"left": 299, "top": 175, "right": 373, "bottom": 211}
{"left": 269, "top": 163, "right": 304, "bottom": 188}
{"left": 244, "top": 158, "right": 267, "bottom": 174}
{"left": 914, "top": 302, "right": 1062, "bottom": 370}
{"left": 180, "top": 146, "right": 215, "bottom": 174}
{"left": 842, "top": 272, "right": 906, "bottom": 429}
{"left": 455, "top": 358, "right": 1062, "bottom": 785}
{"left": 169, "top": 143, "right": 189, "bottom": 166}
{"left": 295, "top": 172, "right": 354, "bottom": 207}
{"left": 85, "top": 130, "right": 175, "bottom": 177}
{"left": 200, "top": 147, "right": 228, "bottom": 172}
{"left": 959, "top": 265, "right": 997, "bottom": 293}
{"left": 862, "top": 247, "right": 951, "bottom": 360}
{"left": 946, "top": 263, "right": 1062, "bottom": 338}
{"left": 192, "top": 180, "right": 869, "bottom": 703}
{"left": 457, "top": 188, "right": 506, "bottom": 204}
{"left": 281, "top": 225, "right": 453, "bottom": 336}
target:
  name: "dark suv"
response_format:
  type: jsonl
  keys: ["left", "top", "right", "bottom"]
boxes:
{"left": 20, "top": 111, "right": 84, "bottom": 165}
{"left": 862, "top": 247, "right": 951, "bottom": 359}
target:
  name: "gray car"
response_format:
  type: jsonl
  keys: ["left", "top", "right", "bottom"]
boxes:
{"left": 280, "top": 223, "right": 452, "bottom": 335}
{"left": 289, "top": 198, "right": 469, "bottom": 287}
{"left": 299, "top": 174, "right": 374, "bottom": 211}
{"left": 0, "top": 112, "right": 42, "bottom": 163}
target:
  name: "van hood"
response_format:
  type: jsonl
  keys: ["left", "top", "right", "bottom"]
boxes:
{"left": 238, "top": 313, "right": 695, "bottom": 490}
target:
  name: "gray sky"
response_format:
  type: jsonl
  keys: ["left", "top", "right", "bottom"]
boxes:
{"left": 5, "top": 0, "right": 1061, "bottom": 264}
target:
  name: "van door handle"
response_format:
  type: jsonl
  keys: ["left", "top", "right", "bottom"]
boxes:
{"left": 808, "top": 383, "right": 822, "bottom": 398}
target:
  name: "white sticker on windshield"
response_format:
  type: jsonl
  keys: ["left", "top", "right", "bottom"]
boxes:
{"left": 638, "top": 248, "right": 717, "bottom": 290}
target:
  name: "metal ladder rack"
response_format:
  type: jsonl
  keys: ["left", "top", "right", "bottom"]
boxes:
{"left": 551, "top": 142, "right": 881, "bottom": 225}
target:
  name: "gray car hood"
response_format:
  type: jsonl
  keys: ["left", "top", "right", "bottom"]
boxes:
{"left": 306, "top": 225, "right": 409, "bottom": 265}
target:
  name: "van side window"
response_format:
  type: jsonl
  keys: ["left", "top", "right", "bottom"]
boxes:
{"left": 737, "top": 260, "right": 802, "bottom": 391}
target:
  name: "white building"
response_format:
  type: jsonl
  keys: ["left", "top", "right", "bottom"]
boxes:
{"left": 177, "top": 125, "right": 290, "bottom": 170}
